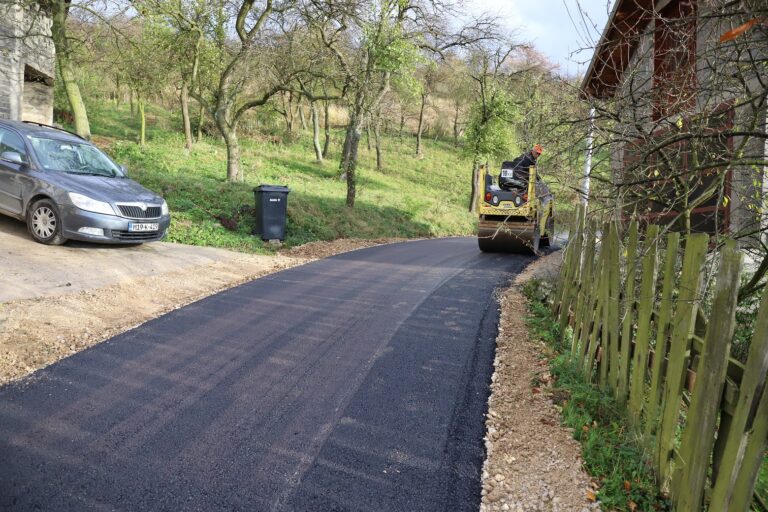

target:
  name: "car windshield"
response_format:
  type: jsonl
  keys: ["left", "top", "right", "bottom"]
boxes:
{"left": 28, "top": 137, "right": 124, "bottom": 178}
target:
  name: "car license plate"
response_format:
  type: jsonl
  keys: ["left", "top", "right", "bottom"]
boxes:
{"left": 501, "top": 169, "right": 514, "bottom": 178}
{"left": 128, "top": 223, "right": 159, "bottom": 232}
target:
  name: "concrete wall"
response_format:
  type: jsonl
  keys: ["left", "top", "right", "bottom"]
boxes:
{"left": 0, "top": 1, "right": 54, "bottom": 124}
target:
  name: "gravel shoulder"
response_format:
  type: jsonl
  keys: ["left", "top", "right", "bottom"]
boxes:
{"left": 481, "top": 252, "right": 598, "bottom": 512}
{"left": 0, "top": 216, "right": 400, "bottom": 385}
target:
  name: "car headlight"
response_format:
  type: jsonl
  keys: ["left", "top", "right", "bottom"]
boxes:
{"left": 161, "top": 199, "right": 169, "bottom": 216}
{"left": 68, "top": 192, "right": 115, "bottom": 216}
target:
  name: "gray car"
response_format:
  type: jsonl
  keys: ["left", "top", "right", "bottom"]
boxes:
{"left": 0, "top": 120, "right": 170, "bottom": 245}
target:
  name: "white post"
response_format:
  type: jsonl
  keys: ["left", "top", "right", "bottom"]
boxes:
{"left": 582, "top": 107, "right": 595, "bottom": 209}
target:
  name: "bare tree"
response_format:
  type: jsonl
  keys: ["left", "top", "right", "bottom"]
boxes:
{"left": 576, "top": 1, "right": 768, "bottom": 316}
{"left": 305, "top": 0, "right": 498, "bottom": 207}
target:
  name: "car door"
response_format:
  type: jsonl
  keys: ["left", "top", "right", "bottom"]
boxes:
{"left": 0, "top": 127, "right": 31, "bottom": 216}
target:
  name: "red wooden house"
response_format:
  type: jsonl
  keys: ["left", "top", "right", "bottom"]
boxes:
{"left": 581, "top": 0, "right": 766, "bottom": 238}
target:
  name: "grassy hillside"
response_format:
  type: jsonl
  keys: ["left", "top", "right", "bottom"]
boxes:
{"left": 83, "top": 102, "right": 477, "bottom": 253}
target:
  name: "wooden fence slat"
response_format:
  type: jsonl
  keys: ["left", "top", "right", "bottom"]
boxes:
{"left": 583, "top": 260, "right": 604, "bottom": 378}
{"left": 709, "top": 268, "right": 768, "bottom": 511}
{"left": 572, "top": 223, "right": 597, "bottom": 357}
{"left": 599, "top": 222, "right": 613, "bottom": 388}
{"left": 617, "top": 220, "right": 639, "bottom": 404}
{"left": 559, "top": 206, "right": 585, "bottom": 334}
{"left": 671, "top": 240, "right": 742, "bottom": 510}
{"left": 628, "top": 225, "right": 659, "bottom": 424}
{"left": 656, "top": 233, "right": 709, "bottom": 484}
{"left": 577, "top": 223, "right": 602, "bottom": 370}
{"left": 607, "top": 223, "right": 622, "bottom": 393}
{"left": 645, "top": 231, "right": 681, "bottom": 440}
{"left": 729, "top": 388, "right": 768, "bottom": 512}
{"left": 552, "top": 206, "right": 581, "bottom": 315}
{"left": 584, "top": 229, "right": 608, "bottom": 378}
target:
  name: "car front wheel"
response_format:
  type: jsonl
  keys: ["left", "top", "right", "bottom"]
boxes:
{"left": 27, "top": 199, "right": 67, "bottom": 245}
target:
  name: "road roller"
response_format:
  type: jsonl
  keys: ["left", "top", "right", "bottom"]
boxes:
{"left": 476, "top": 162, "right": 554, "bottom": 255}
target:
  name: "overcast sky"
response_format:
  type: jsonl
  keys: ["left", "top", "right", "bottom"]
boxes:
{"left": 465, "top": 0, "right": 615, "bottom": 77}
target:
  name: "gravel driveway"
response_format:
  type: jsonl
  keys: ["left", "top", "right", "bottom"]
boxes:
{"left": 0, "top": 215, "right": 303, "bottom": 384}
{"left": 0, "top": 216, "right": 274, "bottom": 303}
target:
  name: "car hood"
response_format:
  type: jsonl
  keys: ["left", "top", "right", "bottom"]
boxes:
{"left": 42, "top": 172, "right": 164, "bottom": 205}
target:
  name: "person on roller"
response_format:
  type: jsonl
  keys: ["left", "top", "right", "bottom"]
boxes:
{"left": 498, "top": 144, "right": 543, "bottom": 190}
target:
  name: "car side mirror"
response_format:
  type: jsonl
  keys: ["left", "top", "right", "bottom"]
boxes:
{"left": 1, "top": 151, "right": 25, "bottom": 165}
{"left": 119, "top": 164, "right": 129, "bottom": 178}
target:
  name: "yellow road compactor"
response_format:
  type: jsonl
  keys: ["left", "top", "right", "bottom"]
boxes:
{"left": 476, "top": 162, "right": 554, "bottom": 255}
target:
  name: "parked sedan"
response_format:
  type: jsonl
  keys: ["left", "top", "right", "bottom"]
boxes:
{"left": 0, "top": 120, "right": 170, "bottom": 245}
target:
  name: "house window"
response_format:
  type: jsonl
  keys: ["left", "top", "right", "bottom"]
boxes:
{"left": 622, "top": 106, "right": 733, "bottom": 235}
{"left": 653, "top": 0, "right": 697, "bottom": 120}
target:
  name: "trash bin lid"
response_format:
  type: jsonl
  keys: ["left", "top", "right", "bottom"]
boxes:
{"left": 254, "top": 184, "right": 290, "bottom": 193}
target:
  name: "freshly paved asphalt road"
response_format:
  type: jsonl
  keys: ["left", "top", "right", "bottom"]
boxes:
{"left": 0, "top": 237, "right": 532, "bottom": 511}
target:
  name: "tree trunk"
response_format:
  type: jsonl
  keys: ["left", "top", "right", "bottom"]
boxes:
{"left": 310, "top": 101, "right": 323, "bottom": 162}
{"left": 453, "top": 101, "right": 460, "bottom": 147}
{"left": 196, "top": 104, "right": 204, "bottom": 141}
{"left": 51, "top": 0, "right": 91, "bottom": 139}
{"left": 374, "top": 118, "right": 382, "bottom": 171}
{"left": 298, "top": 102, "right": 307, "bottom": 131}
{"left": 283, "top": 92, "right": 295, "bottom": 141}
{"left": 366, "top": 123, "right": 372, "bottom": 151}
{"left": 469, "top": 162, "right": 481, "bottom": 212}
{"left": 399, "top": 111, "right": 405, "bottom": 138}
{"left": 180, "top": 81, "right": 193, "bottom": 151}
{"left": 219, "top": 122, "right": 241, "bottom": 182}
{"left": 416, "top": 93, "right": 427, "bottom": 156}
{"left": 138, "top": 97, "right": 146, "bottom": 146}
{"left": 339, "top": 127, "right": 352, "bottom": 178}
{"left": 344, "top": 122, "right": 361, "bottom": 207}
{"left": 57, "top": 56, "right": 91, "bottom": 139}
{"left": 322, "top": 100, "right": 331, "bottom": 158}
{"left": 129, "top": 89, "right": 135, "bottom": 117}
{"left": 339, "top": 107, "right": 363, "bottom": 206}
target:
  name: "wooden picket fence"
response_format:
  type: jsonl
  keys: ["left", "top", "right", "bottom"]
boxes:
{"left": 551, "top": 207, "right": 768, "bottom": 511}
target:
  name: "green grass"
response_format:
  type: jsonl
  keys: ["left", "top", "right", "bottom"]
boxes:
{"left": 523, "top": 280, "right": 668, "bottom": 511}
{"left": 756, "top": 458, "right": 768, "bottom": 512}
{"left": 73, "top": 101, "right": 478, "bottom": 253}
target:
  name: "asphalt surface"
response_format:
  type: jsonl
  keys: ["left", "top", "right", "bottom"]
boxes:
{"left": 0, "top": 237, "right": 532, "bottom": 511}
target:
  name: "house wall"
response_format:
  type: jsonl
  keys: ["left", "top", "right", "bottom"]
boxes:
{"left": 696, "top": 2, "right": 767, "bottom": 239}
{"left": 608, "top": 1, "right": 766, "bottom": 238}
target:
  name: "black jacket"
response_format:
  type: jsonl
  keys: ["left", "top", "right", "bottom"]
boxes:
{"left": 502, "top": 151, "right": 537, "bottom": 171}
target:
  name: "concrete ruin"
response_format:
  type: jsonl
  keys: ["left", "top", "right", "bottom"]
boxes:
{"left": 0, "top": 1, "right": 55, "bottom": 125}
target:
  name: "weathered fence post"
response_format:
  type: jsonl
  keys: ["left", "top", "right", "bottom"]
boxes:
{"left": 598, "top": 222, "right": 614, "bottom": 388}
{"left": 617, "top": 220, "right": 638, "bottom": 404}
{"left": 709, "top": 266, "right": 768, "bottom": 511}
{"left": 645, "top": 231, "right": 681, "bottom": 440}
{"left": 656, "top": 233, "right": 709, "bottom": 484}
{"left": 583, "top": 236, "right": 607, "bottom": 379}
{"left": 571, "top": 223, "right": 596, "bottom": 357}
{"left": 628, "top": 224, "right": 659, "bottom": 425}
{"left": 558, "top": 205, "right": 585, "bottom": 334}
{"left": 553, "top": 204, "right": 584, "bottom": 317}
{"left": 606, "top": 223, "right": 621, "bottom": 393}
{"left": 672, "top": 239, "right": 742, "bottom": 510}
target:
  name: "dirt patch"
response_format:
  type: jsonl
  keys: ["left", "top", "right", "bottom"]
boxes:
{"left": 480, "top": 252, "right": 598, "bottom": 512}
{"left": 0, "top": 236, "right": 395, "bottom": 385}
{"left": 280, "top": 237, "right": 408, "bottom": 260}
